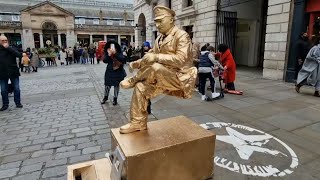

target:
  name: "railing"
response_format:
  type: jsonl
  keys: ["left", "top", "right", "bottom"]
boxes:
{"left": 34, "top": 0, "right": 133, "bottom": 9}
{"left": 0, "top": 21, "right": 22, "bottom": 28}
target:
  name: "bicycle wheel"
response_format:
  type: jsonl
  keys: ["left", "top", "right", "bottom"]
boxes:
{"left": 39, "top": 60, "right": 45, "bottom": 67}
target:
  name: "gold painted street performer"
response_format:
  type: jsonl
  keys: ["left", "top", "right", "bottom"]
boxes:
{"left": 119, "top": 5, "right": 197, "bottom": 134}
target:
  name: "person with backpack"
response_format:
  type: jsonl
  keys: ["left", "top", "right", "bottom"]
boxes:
{"left": 198, "top": 45, "right": 222, "bottom": 100}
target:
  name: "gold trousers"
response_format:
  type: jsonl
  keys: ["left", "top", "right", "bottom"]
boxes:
{"left": 130, "top": 63, "right": 182, "bottom": 124}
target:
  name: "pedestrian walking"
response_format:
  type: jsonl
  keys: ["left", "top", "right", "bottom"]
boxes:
{"left": 295, "top": 32, "right": 312, "bottom": 80}
{"left": 81, "top": 47, "right": 89, "bottom": 64}
{"left": 88, "top": 47, "right": 95, "bottom": 64}
{"left": 295, "top": 36, "right": 320, "bottom": 97}
{"left": 101, "top": 41, "right": 126, "bottom": 106}
{"left": 0, "top": 35, "right": 23, "bottom": 111}
{"left": 66, "top": 47, "right": 73, "bottom": 65}
{"left": 30, "top": 48, "right": 39, "bottom": 72}
{"left": 21, "top": 53, "right": 31, "bottom": 73}
{"left": 59, "top": 48, "right": 67, "bottom": 66}
{"left": 198, "top": 45, "right": 222, "bottom": 100}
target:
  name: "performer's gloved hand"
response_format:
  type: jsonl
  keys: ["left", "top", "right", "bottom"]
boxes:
{"left": 143, "top": 53, "right": 158, "bottom": 64}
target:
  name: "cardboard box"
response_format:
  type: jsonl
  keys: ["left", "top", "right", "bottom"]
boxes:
{"left": 67, "top": 158, "right": 111, "bottom": 180}
{"left": 111, "top": 116, "right": 216, "bottom": 180}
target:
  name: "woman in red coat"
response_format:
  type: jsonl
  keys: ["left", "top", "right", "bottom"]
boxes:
{"left": 216, "top": 44, "right": 236, "bottom": 90}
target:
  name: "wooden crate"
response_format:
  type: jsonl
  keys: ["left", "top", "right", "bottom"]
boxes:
{"left": 111, "top": 116, "right": 216, "bottom": 180}
{"left": 67, "top": 158, "right": 111, "bottom": 180}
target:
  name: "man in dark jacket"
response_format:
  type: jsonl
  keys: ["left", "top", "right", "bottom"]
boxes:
{"left": 295, "top": 32, "right": 312, "bottom": 79}
{"left": 0, "top": 35, "right": 23, "bottom": 111}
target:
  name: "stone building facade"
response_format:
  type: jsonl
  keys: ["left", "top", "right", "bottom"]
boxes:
{"left": 0, "top": 0, "right": 135, "bottom": 50}
{"left": 134, "top": 0, "right": 295, "bottom": 81}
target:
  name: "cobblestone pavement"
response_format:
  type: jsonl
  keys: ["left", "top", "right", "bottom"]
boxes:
{"left": 0, "top": 64, "right": 320, "bottom": 180}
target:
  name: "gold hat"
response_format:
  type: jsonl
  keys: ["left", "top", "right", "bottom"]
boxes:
{"left": 154, "top": 5, "right": 175, "bottom": 20}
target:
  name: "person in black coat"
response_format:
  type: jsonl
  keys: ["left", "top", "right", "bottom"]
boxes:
{"left": 101, "top": 41, "right": 126, "bottom": 106}
{"left": 0, "top": 35, "right": 23, "bottom": 111}
{"left": 295, "top": 32, "right": 312, "bottom": 79}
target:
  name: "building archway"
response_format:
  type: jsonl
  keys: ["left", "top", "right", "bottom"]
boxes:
{"left": 216, "top": 0, "right": 268, "bottom": 68}
{"left": 42, "top": 21, "right": 58, "bottom": 47}
{"left": 138, "top": 13, "right": 147, "bottom": 46}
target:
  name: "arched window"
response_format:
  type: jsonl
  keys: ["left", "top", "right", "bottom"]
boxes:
{"left": 42, "top": 22, "right": 57, "bottom": 30}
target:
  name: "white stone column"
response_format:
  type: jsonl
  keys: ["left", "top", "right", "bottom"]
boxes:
{"left": 90, "top": 34, "right": 93, "bottom": 44}
{"left": 263, "top": 1, "right": 291, "bottom": 80}
{"left": 39, "top": 33, "right": 44, "bottom": 48}
{"left": 135, "top": 27, "right": 142, "bottom": 48}
{"left": 104, "top": 35, "right": 107, "bottom": 42}
{"left": 118, "top": 35, "right": 121, "bottom": 44}
{"left": 58, "top": 33, "right": 62, "bottom": 48}
{"left": 66, "top": 31, "right": 76, "bottom": 48}
{"left": 22, "top": 29, "right": 35, "bottom": 50}
{"left": 130, "top": 35, "right": 134, "bottom": 46}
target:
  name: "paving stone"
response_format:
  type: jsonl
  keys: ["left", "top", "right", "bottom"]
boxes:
{"left": 71, "top": 127, "right": 91, "bottom": 133}
{"left": 12, "top": 171, "right": 41, "bottom": 180}
{"left": 19, "top": 162, "right": 43, "bottom": 174}
{"left": 45, "top": 159, "right": 67, "bottom": 168}
{"left": 0, "top": 148, "right": 19, "bottom": 157}
{"left": 49, "top": 175, "right": 67, "bottom": 180}
{"left": 0, "top": 168, "right": 19, "bottom": 178}
{"left": 32, "top": 137, "right": 54, "bottom": 145}
{"left": 77, "top": 142, "right": 97, "bottom": 149}
{"left": 75, "top": 131, "right": 95, "bottom": 137}
{"left": 69, "top": 154, "right": 92, "bottom": 164}
{"left": 66, "top": 137, "right": 90, "bottom": 145}
{"left": 43, "top": 141, "right": 63, "bottom": 149}
{"left": 82, "top": 146, "right": 101, "bottom": 154}
{"left": 31, "top": 149, "right": 54, "bottom": 158}
{"left": 55, "top": 134, "right": 75, "bottom": 141}
{"left": 59, "top": 125, "right": 77, "bottom": 131}
{"left": 3, "top": 137, "right": 28, "bottom": 145}
{"left": 2, "top": 153, "right": 30, "bottom": 163}
{"left": 28, "top": 133, "right": 49, "bottom": 140}
{"left": 91, "top": 124, "right": 109, "bottom": 130}
{"left": 21, "top": 145, "right": 42, "bottom": 153}
{"left": 51, "top": 130, "right": 69, "bottom": 137}
{"left": 0, "top": 161, "right": 22, "bottom": 170}
{"left": 42, "top": 165, "right": 67, "bottom": 178}
{"left": 56, "top": 146, "right": 75, "bottom": 153}
{"left": 55, "top": 150, "right": 81, "bottom": 159}
{"left": 22, "top": 155, "right": 52, "bottom": 166}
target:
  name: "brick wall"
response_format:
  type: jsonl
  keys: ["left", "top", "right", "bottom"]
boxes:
{"left": 263, "top": 0, "right": 291, "bottom": 80}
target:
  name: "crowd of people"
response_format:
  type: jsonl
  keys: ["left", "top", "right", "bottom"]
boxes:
{"left": 1, "top": 31, "right": 319, "bottom": 112}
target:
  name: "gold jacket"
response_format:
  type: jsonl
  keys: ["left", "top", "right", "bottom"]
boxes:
{"left": 153, "top": 26, "right": 197, "bottom": 99}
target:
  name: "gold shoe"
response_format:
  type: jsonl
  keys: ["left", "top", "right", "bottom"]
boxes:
{"left": 119, "top": 123, "right": 147, "bottom": 134}
{"left": 120, "top": 77, "right": 137, "bottom": 89}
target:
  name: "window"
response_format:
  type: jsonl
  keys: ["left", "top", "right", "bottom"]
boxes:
{"left": 107, "top": 20, "right": 113, "bottom": 25}
{"left": 119, "top": 20, "right": 125, "bottom": 26}
{"left": 79, "top": 18, "right": 85, "bottom": 25}
{"left": 93, "top": 19, "right": 99, "bottom": 25}
{"left": 75, "top": 19, "right": 79, "bottom": 24}
{"left": 187, "top": 0, "right": 193, "bottom": 7}
{"left": 12, "top": 15, "right": 20, "bottom": 22}
{"left": 0, "top": 15, "right": 2, "bottom": 21}
{"left": 184, "top": 25, "right": 193, "bottom": 40}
